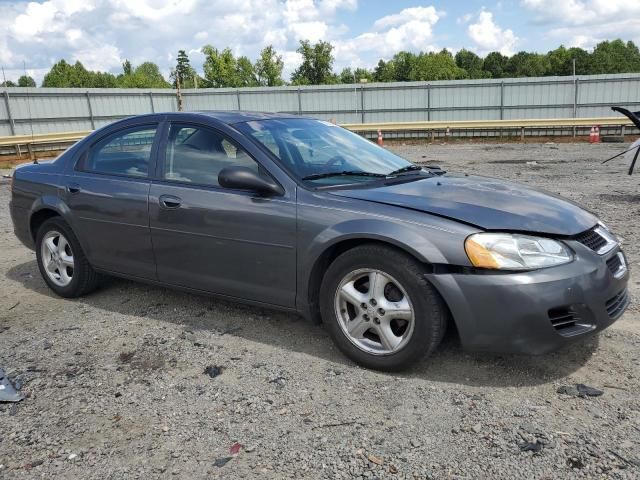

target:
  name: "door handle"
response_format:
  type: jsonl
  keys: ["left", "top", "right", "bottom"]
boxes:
{"left": 66, "top": 183, "right": 80, "bottom": 194}
{"left": 159, "top": 194, "right": 182, "bottom": 209}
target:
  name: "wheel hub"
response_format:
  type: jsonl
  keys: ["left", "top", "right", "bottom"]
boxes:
{"left": 40, "top": 230, "right": 74, "bottom": 287}
{"left": 334, "top": 268, "right": 415, "bottom": 356}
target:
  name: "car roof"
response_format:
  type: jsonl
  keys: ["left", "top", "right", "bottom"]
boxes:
{"left": 167, "top": 110, "right": 308, "bottom": 125}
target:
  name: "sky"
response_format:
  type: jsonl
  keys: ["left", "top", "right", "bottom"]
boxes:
{"left": 1, "top": 0, "right": 639, "bottom": 84}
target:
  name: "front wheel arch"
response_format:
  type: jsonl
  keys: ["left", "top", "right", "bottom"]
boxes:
{"left": 306, "top": 238, "right": 433, "bottom": 323}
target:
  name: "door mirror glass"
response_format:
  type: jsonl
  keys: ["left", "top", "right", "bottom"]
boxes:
{"left": 218, "top": 166, "right": 284, "bottom": 196}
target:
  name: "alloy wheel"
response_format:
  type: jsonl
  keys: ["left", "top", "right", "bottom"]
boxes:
{"left": 334, "top": 268, "right": 415, "bottom": 355}
{"left": 41, "top": 230, "right": 74, "bottom": 287}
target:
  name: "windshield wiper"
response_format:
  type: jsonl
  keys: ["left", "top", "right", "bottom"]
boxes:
{"left": 387, "top": 165, "right": 423, "bottom": 176}
{"left": 302, "top": 170, "right": 387, "bottom": 181}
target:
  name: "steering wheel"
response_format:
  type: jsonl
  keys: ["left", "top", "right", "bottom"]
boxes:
{"left": 323, "top": 155, "right": 346, "bottom": 169}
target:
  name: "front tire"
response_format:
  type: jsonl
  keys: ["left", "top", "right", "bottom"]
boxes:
{"left": 320, "top": 244, "right": 447, "bottom": 371}
{"left": 36, "top": 217, "right": 101, "bottom": 298}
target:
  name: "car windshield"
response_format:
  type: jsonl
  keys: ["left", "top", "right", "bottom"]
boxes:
{"left": 236, "top": 118, "right": 419, "bottom": 186}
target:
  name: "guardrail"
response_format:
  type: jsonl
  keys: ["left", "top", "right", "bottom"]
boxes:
{"left": 0, "top": 117, "right": 636, "bottom": 159}
{"left": 0, "top": 131, "right": 90, "bottom": 159}
{"left": 342, "top": 117, "right": 634, "bottom": 132}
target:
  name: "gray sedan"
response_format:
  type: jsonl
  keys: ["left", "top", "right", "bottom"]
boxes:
{"left": 9, "top": 112, "right": 630, "bottom": 370}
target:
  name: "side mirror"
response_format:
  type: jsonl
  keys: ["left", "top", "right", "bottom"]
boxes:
{"left": 218, "top": 166, "right": 284, "bottom": 196}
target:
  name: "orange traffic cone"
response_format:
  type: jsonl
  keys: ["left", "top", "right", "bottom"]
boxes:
{"left": 377, "top": 129, "right": 383, "bottom": 146}
{"left": 594, "top": 125, "right": 600, "bottom": 143}
{"left": 589, "top": 126, "right": 596, "bottom": 143}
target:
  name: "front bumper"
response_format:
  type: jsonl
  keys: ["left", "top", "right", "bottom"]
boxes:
{"left": 427, "top": 243, "right": 630, "bottom": 355}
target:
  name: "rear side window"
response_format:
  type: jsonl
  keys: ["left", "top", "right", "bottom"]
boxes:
{"left": 164, "top": 124, "right": 261, "bottom": 186}
{"left": 84, "top": 125, "right": 158, "bottom": 177}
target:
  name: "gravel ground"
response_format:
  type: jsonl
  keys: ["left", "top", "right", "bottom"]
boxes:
{"left": 0, "top": 141, "right": 639, "bottom": 479}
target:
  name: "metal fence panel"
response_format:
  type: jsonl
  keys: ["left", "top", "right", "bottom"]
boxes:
{"left": 1, "top": 73, "right": 639, "bottom": 134}
{"left": 239, "top": 89, "right": 299, "bottom": 112}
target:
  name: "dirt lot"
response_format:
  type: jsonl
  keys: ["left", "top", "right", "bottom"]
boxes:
{"left": 0, "top": 142, "right": 638, "bottom": 479}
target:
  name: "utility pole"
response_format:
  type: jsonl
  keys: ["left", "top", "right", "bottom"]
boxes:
{"left": 572, "top": 58, "right": 576, "bottom": 77}
{"left": 175, "top": 71, "right": 184, "bottom": 111}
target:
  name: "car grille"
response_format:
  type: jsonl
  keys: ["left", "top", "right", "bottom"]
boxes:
{"left": 548, "top": 306, "right": 593, "bottom": 337}
{"left": 605, "top": 289, "right": 629, "bottom": 319}
{"left": 606, "top": 254, "right": 622, "bottom": 275}
{"left": 574, "top": 228, "right": 607, "bottom": 252}
{"left": 548, "top": 307, "right": 579, "bottom": 330}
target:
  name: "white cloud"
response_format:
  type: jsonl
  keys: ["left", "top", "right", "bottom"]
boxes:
{"left": 333, "top": 6, "right": 442, "bottom": 68}
{"left": 74, "top": 44, "right": 122, "bottom": 72}
{"left": 287, "top": 21, "right": 329, "bottom": 43}
{"left": 373, "top": 6, "right": 440, "bottom": 30}
{"left": 0, "top": 0, "right": 447, "bottom": 84}
{"left": 468, "top": 11, "right": 518, "bottom": 55}
{"left": 194, "top": 31, "right": 208, "bottom": 41}
{"left": 521, "top": 0, "right": 640, "bottom": 26}
{"left": 521, "top": 0, "right": 640, "bottom": 49}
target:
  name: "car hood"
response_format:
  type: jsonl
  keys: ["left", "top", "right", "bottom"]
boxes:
{"left": 329, "top": 174, "right": 597, "bottom": 236}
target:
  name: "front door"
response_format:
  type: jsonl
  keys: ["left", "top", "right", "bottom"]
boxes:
{"left": 65, "top": 123, "right": 160, "bottom": 279}
{"left": 148, "top": 122, "right": 297, "bottom": 307}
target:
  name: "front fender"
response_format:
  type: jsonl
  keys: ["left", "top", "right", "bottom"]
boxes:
{"left": 304, "top": 218, "right": 450, "bottom": 270}
{"left": 297, "top": 216, "right": 465, "bottom": 317}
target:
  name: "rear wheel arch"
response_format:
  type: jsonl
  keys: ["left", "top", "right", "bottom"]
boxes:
{"left": 30, "top": 208, "right": 61, "bottom": 242}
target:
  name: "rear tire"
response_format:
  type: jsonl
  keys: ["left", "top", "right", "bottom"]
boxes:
{"left": 320, "top": 244, "right": 447, "bottom": 371}
{"left": 35, "top": 217, "right": 101, "bottom": 298}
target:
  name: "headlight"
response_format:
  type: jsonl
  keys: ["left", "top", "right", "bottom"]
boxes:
{"left": 465, "top": 233, "right": 573, "bottom": 270}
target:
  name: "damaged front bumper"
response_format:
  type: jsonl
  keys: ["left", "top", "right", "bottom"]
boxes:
{"left": 427, "top": 241, "right": 630, "bottom": 355}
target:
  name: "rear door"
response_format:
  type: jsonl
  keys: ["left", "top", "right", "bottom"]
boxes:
{"left": 148, "top": 122, "right": 297, "bottom": 307}
{"left": 65, "top": 121, "right": 163, "bottom": 279}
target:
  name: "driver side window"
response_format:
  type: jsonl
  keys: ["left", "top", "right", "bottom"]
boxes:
{"left": 164, "top": 124, "right": 261, "bottom": 186}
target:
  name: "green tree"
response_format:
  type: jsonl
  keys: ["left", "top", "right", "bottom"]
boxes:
{"left": 0, "top": 80, "right": 16, "bottom": 87}
{"left": 354, "top": 68, "right": 373, "bottom": 82}
{"left": 291, "top": 40, "right": 335, "bottom": 85}
{"left": 589, "top": 40, "right": 640, "bottom": 74}
{"left": 505, "top": 52, "right": 550, "bottom": 77}
{"left": 410, "top": 50, "right": 466, "bottom": 81}
{"left": 118, "top": 62, "right": 170, "bottom": 88}
{"left": 373, "top": 59, "right": 395, "bottom": 82}
{"left": 255, "top": 45, "right": 284, "bottom": 86}
{"left": 546, "top": 46, "right": 572, "bottom": 76}
{"left": 92, "top": 71, "right": 118, "bottom": 88}
{"left": 42, "top": 59, "right": 77, "bottom": 87}
{"left": 392, "top": 51, "right": 417, "bottom": 81}
{"left": 339, "top": 67, "right": 373, "bottom": 83}
{"left": 202, "top": 45, "right": 240, "bottom": 87}
{"left": 171, "top": 50, "right": 197, "bottom": 88}
{"left": 567, "top": 47, "right": 591, "bottom": 75}
{"left": 122, "top": 60, "right": 132, "bottom": 76}
{"left": 236, "top": 56, "right": 259, "bottom": 87}
{"left": 17, "top": 75, "right": 36, "bottom": 87}
{"left": 339, "top": 67, "right": 355, "bottom": 84}
{"left": 482, "top": 52, "right": 508, "bottom": 78}
{"left": 455, "top": 49, "right": 486, "bottom": 78}
{"left": 42, "top": 59, "right": 118, "bottom": 87}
